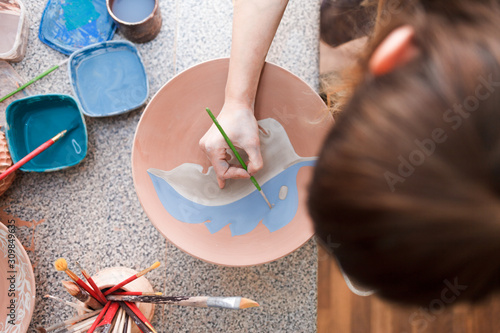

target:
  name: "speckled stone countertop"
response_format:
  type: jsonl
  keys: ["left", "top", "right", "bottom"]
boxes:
{"left": 1, "top": 0, "right": 321, "bottom": 331}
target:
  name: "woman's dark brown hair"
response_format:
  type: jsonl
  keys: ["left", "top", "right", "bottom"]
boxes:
{"left": 309, "top": 0, "right": 500, "bottom": 305}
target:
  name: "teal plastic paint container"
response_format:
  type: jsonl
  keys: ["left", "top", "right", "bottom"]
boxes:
{"left": 5, "top": 94, "right": 88, "bottom": 172}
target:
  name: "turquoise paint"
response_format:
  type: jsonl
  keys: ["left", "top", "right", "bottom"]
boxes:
{"left": 39, "top": 0, "right": 115, "bottom": 55}
{"left": 111, "top": 0, "right": 155, "bottom": 23}
{"left": 148, "top": 160, "right": 315, "bottom": 237}
{"left": 69, "top": 41, "right": 149, "bottom": 117}
{"left": 62, "top": 0, "right": 100, "bottom": 31}
{"left": 5, "top": 94, "right": 88, "bottom": 172}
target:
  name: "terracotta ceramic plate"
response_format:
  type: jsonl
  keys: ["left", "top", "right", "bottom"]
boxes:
{"left": 132, "top": 58, "right": 334, "bottom": 266}
{"left": 0, "top": 223, "right": 36, "bottom": 332}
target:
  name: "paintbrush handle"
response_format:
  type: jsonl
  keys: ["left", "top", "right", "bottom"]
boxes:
{"left": 103, "top": 276, "right": 136, "bottom": 296}
{"left": 65, "top": 269, "right": 105, "bottom": 306}
{"left": 205, "top": 108, "right": 248, "bottom": 169}
{"left": 117, "top": 302, "right": 153, "bottom": 333}
{"left": 87, "top": 278, "right": 107, "bottom": 304}
{"left": 73, "top": 278, "right": 105, "bottom": 306}
{"left": 0, "top": 130, "right": 67, "bottom": 181}
{"left": 106, "top": 295, "right": 256, "bottom": 309}
{"left": 97, "top": 302, "right": 120, "bottom": 326}
{"left": 0, "top": 64, "right": 62, "bottom": 103}
{"left": 104, "top": 262, "right": 160, "bottom": 296}
{"left": 87, "top": 301, "right": 112, "bottom": 333}
{"left": 125, "top": 302, "right": 156, "bottom": 333}
{"left": 122, "top": 314, "right": 129, "bottom": 333}
{"left": 81, "top": 271, "right": 108, "bottom": 304}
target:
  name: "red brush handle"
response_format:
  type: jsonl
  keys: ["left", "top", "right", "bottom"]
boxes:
{"left": 104, "top": 275, "right": 137, "bottom": 296}
{"left": 83, "top": 272, "right": 108, "bottom": 304}
{"left": 75, "top": 277, "right": 106, "bottom": 305}
{"left": 0, "top": 139, "right": 54, "bottom": 181}
{"left": 126, "top": 302, "right": 153, "bottom": 327}
{"left": 87, "top": 301, "right": 111, "bottom": 333}
{"left": 97, "top": 302, "right": 120, "bottom": 326}
{"left": 0, "top": 130, "right": 66, "bottom": 181}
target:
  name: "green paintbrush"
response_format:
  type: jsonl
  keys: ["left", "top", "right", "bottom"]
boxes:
{"left": 0, "top": 59, "right": 68, "bottom": 103}
{"left": 205, "top": 107, "right": 272, "bottom": 209}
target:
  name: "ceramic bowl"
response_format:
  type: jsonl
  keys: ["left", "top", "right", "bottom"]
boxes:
{"left": 68, "top": 40, "right": 149, "bottom": 117}
{"left": 132, "top": 58, "right": 334, "bottom": 266}
{"left": 0, "top": 222, "right": 36, "bottom": 332}
{"left": 5, "top": 94, "right": 88, "bottom": 172}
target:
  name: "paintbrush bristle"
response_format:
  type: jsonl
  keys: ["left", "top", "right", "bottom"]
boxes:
{"left": 66, "top": 119, "right": 81, "bottom": 134}
{"left": 239, "top": 298, "right": 259, "bottom": 309}
{"left": 54, "top": 258, "right": 68, "bottom": 271}
{"left": 138, "top": 261, "right": 161, "bottom": 277}
{"left": 75, "top": 261, "right": 84, "bottom": 271}
{"left": 61, "top": 280, "right": 79, "bottom": 296}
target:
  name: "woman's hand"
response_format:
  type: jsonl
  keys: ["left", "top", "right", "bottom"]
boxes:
{"left": 199, "top": 0, "right": 288, "bottom": 188}
{"left": 199, "top": 102, "right": 263, "bottom": 189}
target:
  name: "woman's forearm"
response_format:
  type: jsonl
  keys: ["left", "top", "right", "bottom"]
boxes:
{"left": 225, "top": 0, "right": 289, "bottom": 109}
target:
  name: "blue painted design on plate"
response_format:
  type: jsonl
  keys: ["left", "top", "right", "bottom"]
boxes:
{"left": 5, "top": 94, "right": 88, "bottom": 172}
{"left": 39, "top": 0, "right": 115, "bottom": 55}
{"left": 68, "top": 41, "right": 149, "bottom": 117}
{"left": 148, "top": 160, "right": 315, "bottom": 237}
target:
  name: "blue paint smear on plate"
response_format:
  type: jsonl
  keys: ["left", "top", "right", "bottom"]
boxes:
{"left": 69, "top": 41, "right": 149, "bottom": 117}
{"left": 39, "top": 0, "right": 115, "bottom": 55}
{"left": 5, "top": 94, "right": 88, "bottom": 172}
{"left": 148, "top": 160, "right": 315, "bottom": 237}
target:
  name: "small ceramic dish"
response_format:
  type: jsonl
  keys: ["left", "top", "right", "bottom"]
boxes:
{"left": 5, "top": 94, "right": 88, "bottom": 172}
{"left": 0, "top": 222, "right": 36, "bottom": 332}
{"left": 38, "top": 0, "right": 115, "bottom": 55}
{"left": 0, "top": 0, "right": 29, "bottom": 62}
{"left": 68, "top": 40, "right": 149, "bottom": 117}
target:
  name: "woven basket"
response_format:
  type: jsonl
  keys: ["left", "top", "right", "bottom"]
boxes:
{"left": 0, "top": 130, "right": 15, "bottom": 196}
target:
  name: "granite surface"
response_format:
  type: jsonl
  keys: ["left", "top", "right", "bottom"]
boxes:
{"left": 1, "top": 0, "right": 321, "bottom": 332}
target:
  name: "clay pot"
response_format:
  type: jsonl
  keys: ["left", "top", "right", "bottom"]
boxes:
{"left": 106, "top": 0, "right": 162, "bottom": 43}
{"left": 78, "top": 266, "right": 155, "bottom": 333}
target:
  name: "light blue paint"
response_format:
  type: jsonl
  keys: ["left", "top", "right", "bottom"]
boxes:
{"left": 148, "top": 160, "right": 315, "bottom": 237}
{"left": 39, "top": 0, "right": 115, "bottom": 55}
{"left": 69, "top": 41, "right": 149, "bottom": 117}
{"left": 5, "top": 94, "right": 88, "bottom": 172}
{"left": 111, "top": 0, "right": 155, "bottom": 23}
{"left": 62, "top": 0, "right": 101, "bottom": 31}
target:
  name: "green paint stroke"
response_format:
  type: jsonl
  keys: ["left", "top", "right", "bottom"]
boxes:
{"left": 62, "top": 0, "right": 100, "bottom": 31}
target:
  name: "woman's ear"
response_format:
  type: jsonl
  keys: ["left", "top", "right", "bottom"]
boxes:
{"left": 369, "top": 25, "right": 419, "bottom": 76}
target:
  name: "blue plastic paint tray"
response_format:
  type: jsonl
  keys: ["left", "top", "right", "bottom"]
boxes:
{"left": 5, "top": 94, "right": 88, "bottom": 172}
{"left": 68, "top": 41, "right": 149, "bottom": 117}
{"left": 39, "top": 0, "right": 115, "bottom": 55}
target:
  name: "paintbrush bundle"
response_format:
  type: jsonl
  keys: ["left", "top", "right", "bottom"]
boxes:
{"left": 45, "top": 258, "right": 259, "bottom": 333}
{"left": 46, "top": 259, "right": 161, "bottom": 333}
